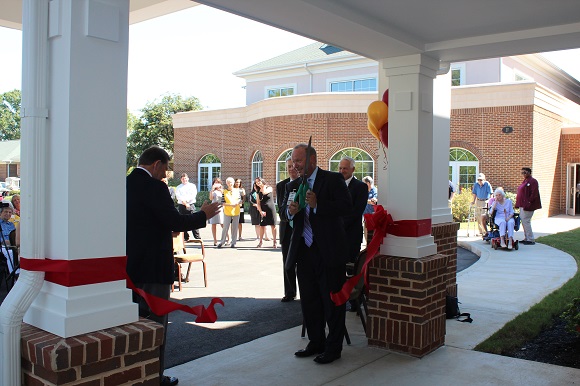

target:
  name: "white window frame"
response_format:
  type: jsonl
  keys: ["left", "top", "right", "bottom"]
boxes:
{"left": 251, "top": 151, "right": 264, "bottom": 182}
{"left": 264, "top": 83, "right": 297, "bottom": 99}
{"left": 276, "top": 149, "right": 293, "bottom": 183}
{"left": 198, "top": 153, "right": 222, "bottom": 192}
{"left": 450, "top": 63, "right": 466, "bottom": 86}
{"left": 328, "top": 147, "right": 375, "bottom": 182}
{"left": 326, "top": 74, "right": 377, "bottom": 92}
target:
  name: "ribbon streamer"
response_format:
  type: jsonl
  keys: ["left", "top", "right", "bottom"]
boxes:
{"left": 330, "top": 205, "right": 431, "bottom": 305}
{"left": 20, "top": 256, "right": 223, "bottom": 323}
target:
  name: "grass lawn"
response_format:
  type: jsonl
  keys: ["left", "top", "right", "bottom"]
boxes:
{"left": 474, "top": 227, "right": 580, "bottom": 354}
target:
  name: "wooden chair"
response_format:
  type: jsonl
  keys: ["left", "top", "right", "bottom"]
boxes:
{"left": 172, "top": 232, "right": 207, "bottom": 291}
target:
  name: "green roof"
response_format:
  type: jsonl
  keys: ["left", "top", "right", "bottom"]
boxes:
{"left": 234, "top": 42, "right": 354, "bottom": 75}
{"left": 0, "top": 140, "right": 20, "bottom": 163}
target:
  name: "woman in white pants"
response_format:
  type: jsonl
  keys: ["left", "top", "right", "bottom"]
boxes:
{"left": 490, "top": 187, "right": 515, "bottom": 249}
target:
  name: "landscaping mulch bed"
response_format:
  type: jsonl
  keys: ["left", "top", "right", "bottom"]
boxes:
{"left": 505, "top": 317, "right": 580, "bottom": 369}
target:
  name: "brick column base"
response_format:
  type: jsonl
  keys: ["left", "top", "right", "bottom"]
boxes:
{"left": 21, "top": 318, "right": 163, "bottom": 386}
{"left": 368, "top": 253, "right": 448, "bottom": 357}
{"left": 431, "top": 222, "right": 460, "bottom": 297}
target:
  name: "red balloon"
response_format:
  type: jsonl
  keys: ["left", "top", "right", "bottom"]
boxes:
{"left": 381, "top": 89, "right": 389, "bottom": 105}
{"left": 379, "top": 122, "right": 388, "bottom": 148}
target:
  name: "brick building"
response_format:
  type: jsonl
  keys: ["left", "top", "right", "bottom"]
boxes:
{"left": 173, "top": 44, "right": 580, "bottom": 218}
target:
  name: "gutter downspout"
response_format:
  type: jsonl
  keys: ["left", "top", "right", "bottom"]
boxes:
{"left": 0, "top": 1, "right": 49, "bottom": 385}
{"left": 304, "top": 63, "right": 313, "bottom": 93}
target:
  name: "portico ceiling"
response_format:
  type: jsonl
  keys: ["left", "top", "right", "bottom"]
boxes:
{"left": 1, "top": 0, "right": 580, "bottom": 64}
{"left": 195, "top": 0, "right": 580, "bottom": 63}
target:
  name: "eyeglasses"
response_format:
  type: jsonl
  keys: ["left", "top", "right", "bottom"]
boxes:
{"left": 477, "top": 179, "right": 482, "bottom": 181}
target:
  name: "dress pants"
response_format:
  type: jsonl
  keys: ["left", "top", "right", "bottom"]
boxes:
{"left": 220, "top": 215, "right": 239, "bottom": 246}
{"left": 132, "top": 283, "right": 171, "bottom": 379}
{"left": 178, "top": 204, "right": 200, "bottom": 240}
{"left": 520, "top": 209, "right": 535, "bottom": 242}
{"left": 281, "top": 228, "right": 297, "bottom": 298}
{"left": 296, "top": 239, "right": 346, "bottom": 354}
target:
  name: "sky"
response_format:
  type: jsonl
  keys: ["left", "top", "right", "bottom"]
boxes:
{"left": 1, "top": 4, "right": 580, "bottom": 114}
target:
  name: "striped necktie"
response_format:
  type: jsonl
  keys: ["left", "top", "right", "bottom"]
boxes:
{"left": 303, "top": 177, "right": 313, "bottom": 247}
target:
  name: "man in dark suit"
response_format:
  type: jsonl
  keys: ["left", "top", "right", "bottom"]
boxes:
{"left": 283, "top": 143, "right": 352, "bottom": 364}
{"left": 276, "top": 158, "right": 299, "bottom": 302}
{"left": 126, "top": 146, "right": 221, "bottom": 386}
{"left": 339, "top": 157, "right": 369, "bottom": 311}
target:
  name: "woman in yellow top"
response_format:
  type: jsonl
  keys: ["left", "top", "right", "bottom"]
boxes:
{"left": 217, "top": 177, "right": 241, "bottom": 249}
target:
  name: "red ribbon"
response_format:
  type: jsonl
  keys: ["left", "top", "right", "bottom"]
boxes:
{"left": 20, "top": 256, "right": 223, "bottom": 323}
{"left": 330, "top": 205, "right": 432, "bottom": 305}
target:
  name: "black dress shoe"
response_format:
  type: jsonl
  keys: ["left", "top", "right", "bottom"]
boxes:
{"left": 313, "top": 351, "right": 341, "bottom": 364}
{"left": 160, "top": 375, "right": 179, "bottom": 386}
{"left": 281, "top": 296, "right": 295, "bottom": 302}
{"left": 294, "top": 345, "right": 324, "bottom": 357}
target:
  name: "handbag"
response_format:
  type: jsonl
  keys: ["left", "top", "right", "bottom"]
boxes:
{"left": 446, "top": 295, "right": 473, "bottom": 323}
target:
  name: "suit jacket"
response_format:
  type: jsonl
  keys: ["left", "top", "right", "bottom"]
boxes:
{"left": 344, "top": 177, "right": 368, "bottom": 260}
{"left": 126, "top": 168, "right": 208, "bottom": 284}
{"left": 276, "top": 177, "right": 291, "bottom": 243}
{"left": 283, "top": 168, "right": 352, "bottom": 269}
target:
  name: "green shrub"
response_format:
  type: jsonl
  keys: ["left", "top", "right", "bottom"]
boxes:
{"left": 562, "top": 298, "right": 580, "bottom": 336}
{"left": 451, "top": 189, "right": 472, "bottom": 222}
{"left": 195, "top": 191, "right": 210, "bottom": 209}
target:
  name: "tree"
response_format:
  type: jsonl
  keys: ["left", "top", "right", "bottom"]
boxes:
{"left": 0, "top": 89, "right": 22, "bottom": 140}
{"left": 126, "top": 93, "right": 202, "bottom": 169}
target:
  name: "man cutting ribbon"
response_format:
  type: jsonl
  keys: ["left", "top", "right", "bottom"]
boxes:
{"left": 282, "top": 140, "right": 353, "bottom": 365}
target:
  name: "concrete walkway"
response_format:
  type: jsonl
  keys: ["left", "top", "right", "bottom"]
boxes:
{"left": 168, "top": 215, "right": 580, "bottom": 385}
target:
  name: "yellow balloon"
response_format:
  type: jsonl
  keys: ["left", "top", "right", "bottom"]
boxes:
{"left": 367, "top": 101, "right": 389, "bottom": 131}
{"left": 367, "top": 119, "right": 380, "bottom": 140}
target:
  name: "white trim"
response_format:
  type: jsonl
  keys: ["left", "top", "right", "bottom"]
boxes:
{"left": 326, "top": 74, "right": 377, "bottom": 92}
{"left": 264, "top": 83, "right": 297, "bottom": 99}
{"left": 451, "top": 63, "right": 466, "bottom": 86}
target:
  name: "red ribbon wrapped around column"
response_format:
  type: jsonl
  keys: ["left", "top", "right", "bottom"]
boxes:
{"left": 20, "top": 256, "right": 223, "bottom": 323}
{"left": 330, "top": 205, "right": 431, "bottom": 305}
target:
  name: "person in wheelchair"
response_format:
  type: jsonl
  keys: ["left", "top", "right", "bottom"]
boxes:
{"left": 489, "top": 188, "right": 516, "bottom": 249}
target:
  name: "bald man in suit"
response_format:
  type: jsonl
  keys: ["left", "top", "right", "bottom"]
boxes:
{"left": 284, "top": 143, "right": 352, "bottom": 364}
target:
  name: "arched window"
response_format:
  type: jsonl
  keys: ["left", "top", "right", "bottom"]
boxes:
{"left": 251, "top": 151, "right": 263, "bottom": 182}
{"left": 449, "top": 148, "right": 478, "bottom": 192}
{"left": 198, "top": 154, "right": 221, "bottom": 191}
{"left": 329, "top": 148, "right": 374, "bottom": 181}
{"left": 276, "top": 149, "right": 293, "bottom": 182}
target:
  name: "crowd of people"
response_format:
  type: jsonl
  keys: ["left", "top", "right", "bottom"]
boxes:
{"left": 129, "top": 144, "right": 544, "bottom": 384}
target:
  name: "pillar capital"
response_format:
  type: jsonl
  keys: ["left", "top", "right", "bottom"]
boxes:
{"left": 381, "top": 53, "right": 440, "bottom": 79}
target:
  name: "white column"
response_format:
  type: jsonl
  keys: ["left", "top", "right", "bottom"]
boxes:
{"left": 378, "top": 54, "right": 438, "bottom": 258}
{"left": 432, "top": 66, "right": 453, "bottom": 224}
{"left": 23, "top": 0, "right": 137, "bottom": 338}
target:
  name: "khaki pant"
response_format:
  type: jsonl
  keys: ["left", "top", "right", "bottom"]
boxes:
{"left": 520, "top": 209, "right": 535, "bottom": 242}
{"left": 474, "top": 200, "right": 488, "bottom": 235}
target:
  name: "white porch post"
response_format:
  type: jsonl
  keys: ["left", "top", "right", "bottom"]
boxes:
{"left": 432, "top": 68, "right": 453, "bottom": 224}
{"left": 378, "top": 54, "right": 438, "bottom": 258}
{"left": 22, "top": 0, "right": 137, "bottom": 337}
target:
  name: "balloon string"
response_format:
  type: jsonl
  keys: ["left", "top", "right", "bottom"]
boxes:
{"left": 381, "top": 142, "right": 388, "bottom": 170}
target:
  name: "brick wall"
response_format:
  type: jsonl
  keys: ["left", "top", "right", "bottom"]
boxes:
{"left": 20, "top": 318, "right": 163, "bottom": 386}
{"left": 533, "top": 106, "right": 564, "bottom": 217}
{"left": 450, "top": 105, "right": 534, "bottom": 194}
{"left": 367, "top": 253, "right": 448, "bottom": 357}
{"left": 175, "top": 105, "right": 577, "bottom": 212}
{"left": 431, "top": 222, "right": 460, "bottom": 297}
{"left": 174, "top": 112, "right": 379, "bottom": 196}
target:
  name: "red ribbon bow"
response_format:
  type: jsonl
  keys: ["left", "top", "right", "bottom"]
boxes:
{"left": 330, "top": 205, "right": 431, "bottom": 305}
{"left": 20, "top": 256, "right": 223, "bottom": 323}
